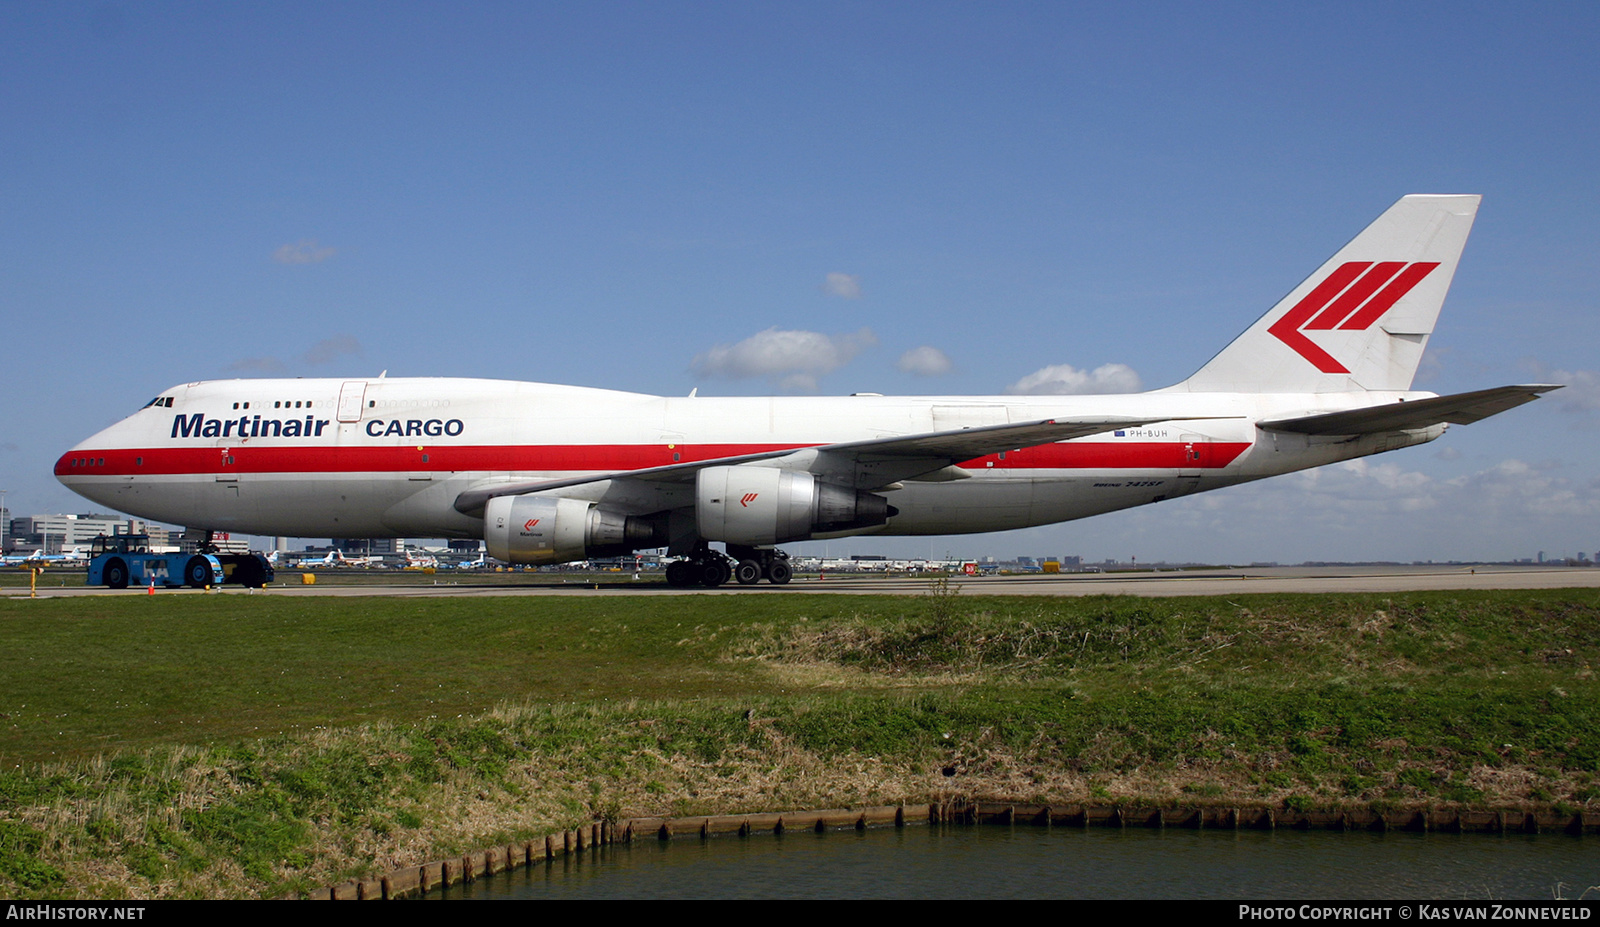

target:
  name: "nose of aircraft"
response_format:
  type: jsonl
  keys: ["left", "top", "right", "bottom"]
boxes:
{"left": 55, "top": 447, "right": 93, "bottom": 481}
{"left": 54, "top": 421, "right": 130, "bottom": 506}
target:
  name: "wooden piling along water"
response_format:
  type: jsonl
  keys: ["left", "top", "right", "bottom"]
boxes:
{"left": 314, "top": 802, "right": 1600, "bottom": 899}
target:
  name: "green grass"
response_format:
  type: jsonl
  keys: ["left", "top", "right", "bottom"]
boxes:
{"left": 2, "top": 589, "right": 1596, "bottom": 766}
{"left": 0, "top": 588, "right": 1594, "bottom": 898}
{"left": 0, "top": 592, "right": 834, "bottom": 762}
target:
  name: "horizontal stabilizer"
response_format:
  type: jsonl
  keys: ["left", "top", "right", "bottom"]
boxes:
{"left": 1259, "top": 385, "right": 1561, "bottom": 435}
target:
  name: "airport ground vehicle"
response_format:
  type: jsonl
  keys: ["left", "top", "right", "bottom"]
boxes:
{"left": 85, "top": 533, "right": 274, "bottom": 589}
{"left": 56, "top": 196, "right": 1557, "bottom": 587}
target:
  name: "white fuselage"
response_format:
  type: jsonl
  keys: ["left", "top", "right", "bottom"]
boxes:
{"left": 56, "top": 377, "right": 1440, "bottom": 543}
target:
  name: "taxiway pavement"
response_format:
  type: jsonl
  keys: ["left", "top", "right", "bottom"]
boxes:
{"left": 13, "top": 565, "right": 1600, "bottom": 599}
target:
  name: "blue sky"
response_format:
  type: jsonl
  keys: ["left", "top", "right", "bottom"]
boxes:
{"left": 3, "top": 2, "right": 1597, "bottom": 563}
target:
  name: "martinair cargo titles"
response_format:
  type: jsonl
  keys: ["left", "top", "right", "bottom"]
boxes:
{"left": 58, "top": 196, "right": 1558, "bottom": 586}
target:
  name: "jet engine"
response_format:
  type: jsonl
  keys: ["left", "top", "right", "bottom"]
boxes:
{"left": 695, "top": 466, "right": 893, "bottom": 546}
{"left": 485, "top": 494, "right": 666, "bottom": 564}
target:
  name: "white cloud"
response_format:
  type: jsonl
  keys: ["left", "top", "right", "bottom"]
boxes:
{"left": 1533, "top": 367, "right": 1600, "bottom": 416}
{"left": 896, "top": 346, "right": 953, "bottom": 377}
{"left": 1005, "top": 362, "right": 1142, "bottom": 395}
{"left": 1443, "top": 458, "right": 1600, "bottom": 519}
{"left": 1135, "top": 454, "right": 1600, "bottom": 562}
{"left": 303, "top": 334, "right": 362, "bottom": 366}
{"left": 691, "top": 328, "right": 877, "bottom": 392}
{"left": 822, "top": 272, "right": 861, "bottom": 299}
{"left": 273, "top": 239, "right": 337, "bottom": 265}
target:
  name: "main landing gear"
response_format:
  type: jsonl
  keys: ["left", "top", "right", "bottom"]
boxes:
{"left": 664, "top": 544, "right": 792, "bottom": 587}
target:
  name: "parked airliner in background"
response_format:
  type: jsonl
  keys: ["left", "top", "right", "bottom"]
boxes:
{"left": 454, "top": 552, "right": 493, "bottom": 570}
{"left": 57, "top": 196, "right": 1557, "bottom": 586}
{"left": 402, "top": 548, "right": 439, "bottom": 569}
{"left": 3, "top": 547, "right": 88, "bottom": 566}
{"left": 301, "top": 549, "right": 379, "bottom": 569}
{"left": 1, "top": 551, "right": 49, "bottom": 566}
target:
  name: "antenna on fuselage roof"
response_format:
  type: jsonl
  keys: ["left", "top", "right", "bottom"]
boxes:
{"left": 688, "top": 387, "right": 697, "bottom": 398}
{"left": 378, "top": 370, "right": 387, "bottom": 378}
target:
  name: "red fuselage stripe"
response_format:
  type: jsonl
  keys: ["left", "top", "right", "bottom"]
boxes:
{"left": 57, "top": 442, "right": 1252, "bottom": 477}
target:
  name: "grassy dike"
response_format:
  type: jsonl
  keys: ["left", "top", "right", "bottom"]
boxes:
{"left": 0, "top": 585, "right": 1595, "bottom": 898}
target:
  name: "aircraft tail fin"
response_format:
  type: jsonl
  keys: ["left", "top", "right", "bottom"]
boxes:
{"left": 1172, "top": 195, "right": 1481, "bottom": 394}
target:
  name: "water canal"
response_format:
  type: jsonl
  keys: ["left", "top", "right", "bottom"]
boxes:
{"left": 424, "top": 823, "right": 1596, "bottom": 900}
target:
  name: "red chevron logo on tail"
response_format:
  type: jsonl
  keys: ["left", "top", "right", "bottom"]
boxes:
{"left": 1268, "top": 261, "right": 1439, "bottom": 373}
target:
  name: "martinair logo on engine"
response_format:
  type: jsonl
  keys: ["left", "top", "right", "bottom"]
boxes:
{"left": 523, "top": 519, "right": 540, "bottom": 531}
{"left": 1268, "top": 261, "right": 1439, "bottom": 373}
{"left": 740, "top": 493, "right": 759, "bottom": 507}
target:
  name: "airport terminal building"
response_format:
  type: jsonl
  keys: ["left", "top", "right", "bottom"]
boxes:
{"left": 6, "top": 513, "right": 174, "bottom": 554}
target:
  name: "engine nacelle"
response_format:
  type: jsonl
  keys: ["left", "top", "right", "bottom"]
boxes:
{"left": 485, "top": 494, "right": 665, "bottom": 565}
{"left": 695, "top": 466, "right": 893, "bottom": 546}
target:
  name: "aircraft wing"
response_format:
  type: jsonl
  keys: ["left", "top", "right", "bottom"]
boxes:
{"left": 820, "top": 416, "right": 1175, "bottom": 460}
{"left": 452, "top": 415, "right": 1182, "bottom": 516}
{"left": 1259, "top": 385, "right": 1561, "bottom": 436}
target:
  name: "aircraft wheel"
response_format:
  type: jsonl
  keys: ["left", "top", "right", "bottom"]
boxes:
{"left": 766, "top": 559, "right": 793, "bottom": 585}
{"left": 665, "top": 560, "right": 695, "bottom": 587}
{"left": 185, "top": 556, "right": 215, "bottom": 588}
{"left": 104, "top": 558, "right": 129, "bottom": 590}
{"left": 699, "top": 559, "right": 731, "bottom": 587}
{"left": 734, "top": 559, "right": 763, "bottom": 585}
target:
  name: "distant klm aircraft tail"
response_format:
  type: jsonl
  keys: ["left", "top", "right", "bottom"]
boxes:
{"left": 1173, "top": 194, "right": 1481, "bottom": 394}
